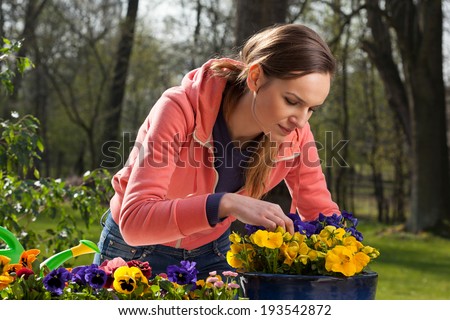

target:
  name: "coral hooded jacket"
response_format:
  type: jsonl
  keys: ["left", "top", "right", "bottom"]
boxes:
{"left": 109, "top": 59, "right": 339, "bottom": 250}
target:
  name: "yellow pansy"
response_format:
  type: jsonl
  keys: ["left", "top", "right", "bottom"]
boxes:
{"left": 281, "top": 241, "right": 300, "bottom": 266}
{"left": 325, "top": 245, "right": 357, "bottom": 277}
{"left": 0, "top": 273, "right": 14, "bottom": 290}
{"left": 113, "top": 266, "right": 138, "bottom": 294}
{"left": 298, "top": 242, "right": 313, "bottom": 265}
{"left": 353, "top": 252, "right": 370, "bottom": 273}
{"left": 343, "top": 236, "right": 363, "bottom": 253}
{"left": 0, "top": 255, "right": 11, "bottom": 274}
{"left": 362, "top": 246, "right": 380, "bottom": 258}
{"left": 196, "top": 279, "right": 205, "bottom": 287}
{"left": 307, "top": 249, "right": 319, "bottom": 261}
{"left": 226, "top": 250, "right": 243, "bottom": 268}
{"left": 251, "top": 230, "right": 283, "bottom": 249}
{"left": 292, "top": 232, "right": 306, "bottom": 243}
{"left": 129, "top": 266, "right": 148, "bottom": 285}
{"left": 229, "top": 232, "right": 242, "bottom": 244}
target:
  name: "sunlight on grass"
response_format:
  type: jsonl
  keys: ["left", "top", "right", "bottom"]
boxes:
{"left": 358, "top": 221, "right": 450, "bottom": 299}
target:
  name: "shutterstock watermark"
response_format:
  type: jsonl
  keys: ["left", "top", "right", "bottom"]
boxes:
{"left": 100, "top": 131, "right": 349, "bottom": 170}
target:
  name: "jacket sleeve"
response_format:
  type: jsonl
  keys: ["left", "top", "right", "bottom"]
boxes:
{"left": 284, "top": 124, "right": 340, "bottom": 221}
{"left": 114, "top": 93, "right": 214, "bottom": 246}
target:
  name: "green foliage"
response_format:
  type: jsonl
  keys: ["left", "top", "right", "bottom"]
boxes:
{"left": 0, "top": 38, "right": 34, "bottom": 95}
{"left": 0, "top": 113, "right": 43, "bottom": 178}
{"left": 0, "top": 55, "right": 113, "bottom": 256}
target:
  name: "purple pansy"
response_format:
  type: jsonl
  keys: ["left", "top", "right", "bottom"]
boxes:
{"left": 84, "top": 267, "right": 107, "bottom": 289}
{"left": 71, "top": 265, "right": 89, "bottom": 285}
{"left": 245, "top": 224, "right": 265, "bottom": 235}
{"left": 245, "top": 211, "right": 361, "bottom": 238}
{"left": 166, "top": 260, "right": 198, "bottom": 285}
{"left": 71, "top": 264, "right": 107, "bottom": 289}
{"left": 43, "top": 267, "right": 71, "bottom": 296}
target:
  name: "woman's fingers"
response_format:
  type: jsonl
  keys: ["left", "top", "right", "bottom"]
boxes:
{"left": 219, "top": 193, "right": 295, "bottom": 234}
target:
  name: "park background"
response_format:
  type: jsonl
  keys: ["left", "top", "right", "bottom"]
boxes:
{"left": 1, "top": 0, "right": 449, "bottom": 299}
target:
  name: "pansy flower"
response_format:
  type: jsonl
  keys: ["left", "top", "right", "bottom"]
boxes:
{"left": 112, "top": 266, "right": 147, "bottom": 294}
{"left": 99, "top": 257, "right": 127, "bottom": 288}
{"left": 127, "top": 260, "right": 152, "bottom": 279}
{"left": 251, "top": 230, "right": 283, "bottom": 249}
{"left": 19, "top": 249, "right": 40, "bottom": 269}
{"left": 167, "top": 260, "right": 198, "bottom": 285}
{"left": 43, "top": 267, "right": 71, "bottom": 296}
{"left": 0, "top": 255, "right": 11, "bottom": 274}
{"left": 85, "top": 266, "right": 107, "bottom": 289}
{"left": 16, "top": 267, "right": 34, "bottom": 279}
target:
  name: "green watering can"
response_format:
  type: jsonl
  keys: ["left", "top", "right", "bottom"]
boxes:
{"left": 0, "top": 226, "right": 25, "bottom": 263}
{"left": 0, "top": 225, "right": 100, "bottom": 274}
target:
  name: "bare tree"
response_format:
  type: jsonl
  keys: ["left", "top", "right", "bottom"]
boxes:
{"left": 3, "top": 0, "right": 48, "bottom": 118}
{"left": 99, "top": 0, "right": 139, "bottom": 167}
{"left": 362, "top": 0, "right": 450, "bottom": 233}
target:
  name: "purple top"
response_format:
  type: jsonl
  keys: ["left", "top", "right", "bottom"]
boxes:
{"left": 206, "top": 107, "right": 259, "bottom": 225}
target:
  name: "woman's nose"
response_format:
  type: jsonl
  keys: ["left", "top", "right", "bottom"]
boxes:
{"left": 289, "top": 109, "right": 310, "bottom": 129}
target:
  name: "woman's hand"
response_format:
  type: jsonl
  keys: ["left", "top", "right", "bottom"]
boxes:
{"left": 218, "top": 193, "right": 294, "bottom": 234}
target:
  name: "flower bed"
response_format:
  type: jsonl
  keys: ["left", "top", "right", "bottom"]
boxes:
{"left": 1, "top": 211, "right": 379, "bottom": 300}
{"left": 0, "top": 254, "right": 240, "bottom": 300}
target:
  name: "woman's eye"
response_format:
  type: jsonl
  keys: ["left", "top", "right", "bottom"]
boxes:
{"left": 285, "top": 98, "right": 297, "bottom": 105}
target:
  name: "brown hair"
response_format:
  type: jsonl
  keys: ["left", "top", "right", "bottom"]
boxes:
{"left": 211, "top": 24, "right": 336, "bottom": 199}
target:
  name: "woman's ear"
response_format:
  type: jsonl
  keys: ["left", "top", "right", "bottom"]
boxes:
{"left": 246, "top": 64, "right": 263, "bottom": 92}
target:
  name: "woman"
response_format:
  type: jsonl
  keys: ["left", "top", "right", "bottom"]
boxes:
{"left": 94, "top": 24, "right": 340, "bottom": 278}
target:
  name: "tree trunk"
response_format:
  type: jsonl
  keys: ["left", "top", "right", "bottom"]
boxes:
{"left": 334, "top": 25, "right": 351, "bottom": 210}
{"left": 234, "top": 0, "right": 288, "bottom": 46}
{"left": 364, "top": 0, "right": 450, "bottom": 232}
{"left": 99, "top": 0, "right": 139, "bottom": 167}
{"left": 389, "top": 0, "right": 449, "bottom": 232}
{"left": 361, "top": 1, "right": 411, "bottom": 146}
{"left": 4, "top": 0, "right": 48, "bottom": 118}
{"left": 232, "top": 0, "right": 288, "bottom": 234}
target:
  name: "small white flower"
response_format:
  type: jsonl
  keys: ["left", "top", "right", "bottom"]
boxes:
{"left": 11, "top": 111, "right": 19, "bottom": 118}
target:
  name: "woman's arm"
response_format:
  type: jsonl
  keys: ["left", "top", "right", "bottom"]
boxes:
{"left": 284, "top": 123, "right": 339, "bottom": 221}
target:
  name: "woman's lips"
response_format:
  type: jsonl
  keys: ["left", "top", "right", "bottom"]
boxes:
{"left": 278, "top": 124, "right": 294, "bottom": 135}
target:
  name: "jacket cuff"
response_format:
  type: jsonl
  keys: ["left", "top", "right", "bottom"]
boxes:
{"left": 206, "top": 193, "right": 226, "bottom": 226}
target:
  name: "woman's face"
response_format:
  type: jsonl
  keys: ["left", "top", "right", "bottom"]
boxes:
{"left": 250, "top": 70, "right": 331, "bottom": 142}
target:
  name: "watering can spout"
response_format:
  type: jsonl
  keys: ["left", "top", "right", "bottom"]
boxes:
{"left": 40, "top": 239, "right": 100, "bottom": 273}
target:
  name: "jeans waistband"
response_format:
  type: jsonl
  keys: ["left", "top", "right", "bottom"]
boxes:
{"left": 101, "top": 209, "right": 230, "bottom": 258}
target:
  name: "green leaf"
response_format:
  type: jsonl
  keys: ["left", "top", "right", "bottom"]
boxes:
{"left": 33, "top": 168, "right": 40, "bottom": 179}
{"left": 36, "top": 139, "right": 44, "bottom": 152}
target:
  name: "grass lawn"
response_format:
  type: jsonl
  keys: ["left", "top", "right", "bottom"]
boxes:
{"left": 358, "top": 220, "right": 450, "bottom": 300}
{"left": 27, "top": 213, "right": 450, "bottom": 300}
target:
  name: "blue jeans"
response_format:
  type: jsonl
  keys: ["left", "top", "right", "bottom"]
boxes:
{"left": 93, "top": 210, "right": 233, "bottom": 279}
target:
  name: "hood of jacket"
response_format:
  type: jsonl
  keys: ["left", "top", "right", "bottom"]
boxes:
{"left": 180, "top": 58, "right": 303, "bottom": 160}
